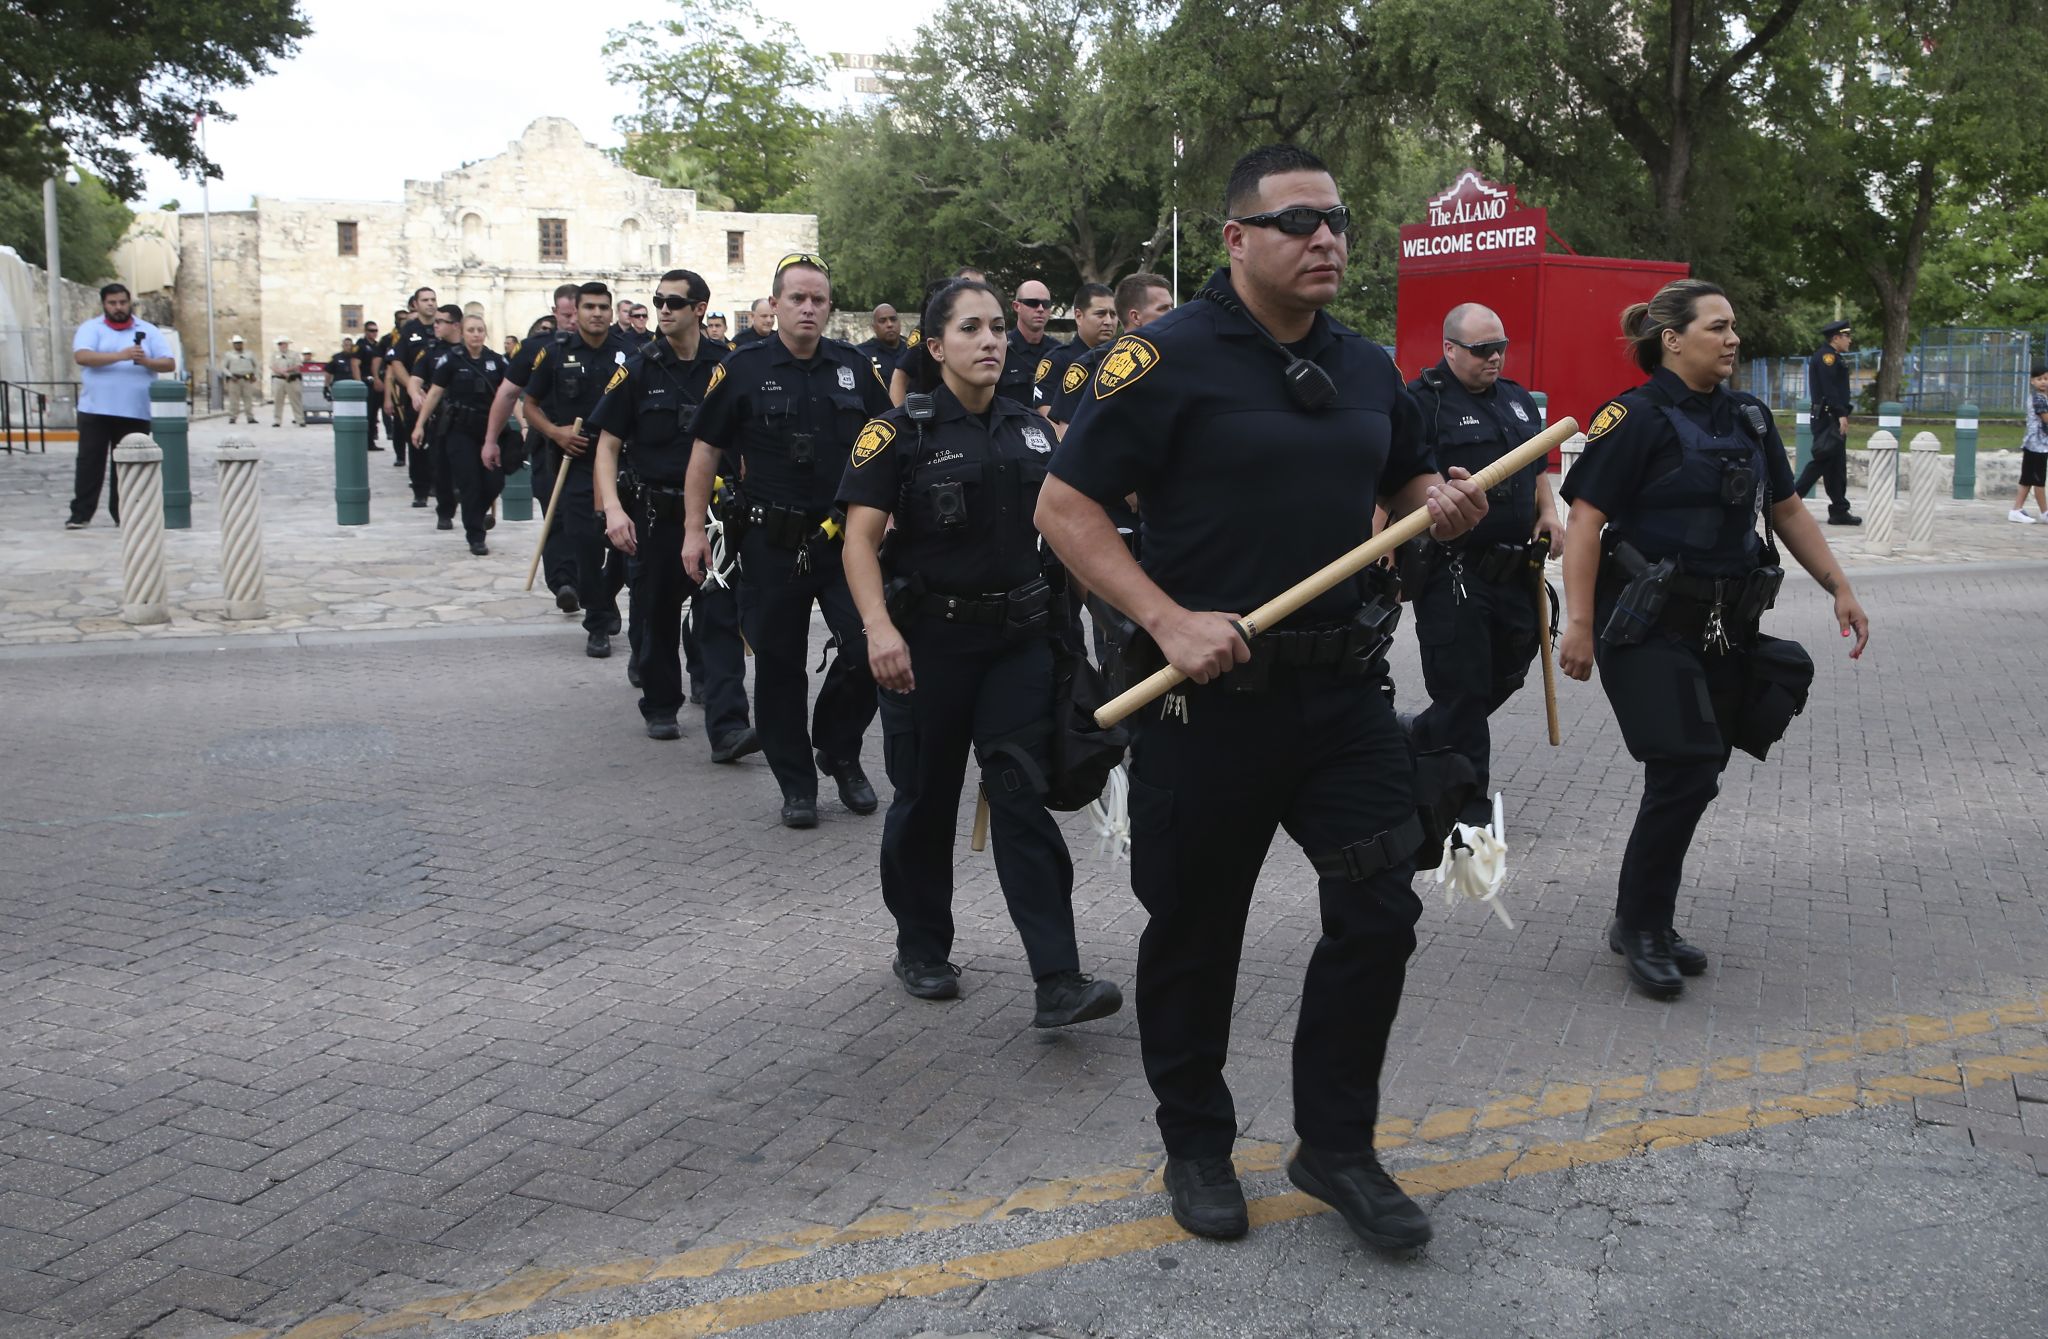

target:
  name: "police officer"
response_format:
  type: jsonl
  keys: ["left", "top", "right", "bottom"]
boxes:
{"left": 1037, "top": 146, "right": 1488, "bottom": 1250}
{"left": 886, "top": 269, "right": 989, "bottom": 407}
{"left": 388, "top": 288, "right": 443, "bottom": 504}
{"left": 1404, "top": 302, "right": 1561, "bottom": 824}
{"left": 414, "top": 306, "right": 465, "bottom": 525}
{"left": 485, "top": 287, "right": 583, "bottom": 611}
{"left": 356, "top": 320, "right": 384, "bottom": 450}
{"left": 839, "top": 278, "right": 1124, "bottom": 1026}
{"left": 523, "top": 282, "right": 638, "bottom": 655}
{"left": 734, "top": 298, "right": 775, "bottom": 349}
{"left": 379, "top": 308, "right": 409, "bottom": 465}
{"left": 1039, "top": 284, "right": 1114, "bottom": 423}
{"left": 269, "top": 338, "right": 305, "bottom": 426}
{"left": 854, "top": 304, "right": 904, "bottom": 383}
{"left": 705, "top": 313, "right": 729, "bottom": 343}
{"left": 413, "top": 313, "right": 506, "bottom": 555}
{"left": 589, "top": 268, "right": 759, "bottom": 761}
{"left": 682, "top": 254, "right": 891, "bottom": 828}
{"left": 222, "top": 336, "right": 260, "bottom": 424}
{"left": 1792, "top": 319, "right": 1861, "bottom": 525}
{"left": 1558, "top": 279, "right": 1870, "bottom": 999}
{"left": 1000, "top": 279, "right": 1059, "bottom": 411}
{"left": 1049, "top": 272, "right": 1171, "bottom": 428}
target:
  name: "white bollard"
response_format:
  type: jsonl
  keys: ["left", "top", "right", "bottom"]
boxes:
{"left": 1864, "top": 430, "right": 1898, "bottom": 549}
{"left": 216, "top": 437, "right": 268, "bottom": 619}
{"left": 1907, "top": 432, "right": 1940, "bottom": 551}
{"left": 1558, "top": 431, "right": 1587, "bottom": 485}
{"left": 113, "top": 434, "right": 169, "bottom": 625}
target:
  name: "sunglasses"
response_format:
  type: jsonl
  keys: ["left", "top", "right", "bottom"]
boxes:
{"left": 1231, "top": 205, "right": 1351, "bottom": 237}
{"left": 1014, "top": 297, "right": 1051, "bottom": 309}
{"left": 776, "top": 252, "right": 829, "bottom": 274}
{"left": 1448, "top": 337, "right": 1510, "bottom": 359}
{"left": 651, "top": 294, "right": 699, "bottom": 311}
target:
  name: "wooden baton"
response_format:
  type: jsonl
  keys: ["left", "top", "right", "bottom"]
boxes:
{"left": 1532, "top": 533, "right": 1562, "bottom": 747}
{"left": 523, "top": 419, "right": 580, "bottom": 592}
{"left": 970, "top": 784, "right": 990, "bottom": 852}
{"left": 1094, "top": 417, "right": 1579, "bottom": 728}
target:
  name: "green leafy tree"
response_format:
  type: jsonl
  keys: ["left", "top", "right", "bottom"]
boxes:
{"left": 605, "top": 0, "right": 828, "bottom": 214}
{"left": 0, "top": 170, "right": 135, "bottom": 282}
{"left": 0, "top": 1, "right": 309, "bottom": 196}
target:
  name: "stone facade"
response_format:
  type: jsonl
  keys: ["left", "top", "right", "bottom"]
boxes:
{"left": 159, "top": 118, "right": 817, "bottom": 370}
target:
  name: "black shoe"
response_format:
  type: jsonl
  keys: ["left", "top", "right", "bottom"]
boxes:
{"left": 468, "top": 541, "right": 488, "bottom": 556}
{"left": 711, "top": 727, "right": 760, "bottom": 764}
{"left": 64, "top": 519, "right": 86, "bottom": 530}
{"left": 818, "top": 752, "right": 878, "bottom": 814}
{"left": 780, "top": 792, "right": 818, "bottom": 829}
{"left": 626, "top": 658, "right": 642, "bottom": 688}
{"left": 1609, "top": 918, "right": 1709, "bottom": 977}
{"left": 554, "top": 585, "right": 581, "bottom": 614}
{"left": 1828, "top": 513, "right": 1864, "bottom": 526}
{"left": 411, "top": 497, "right": 428, "bottom": 508}
{"left": 1287, "top": 1143, "right": 1431, "bottom": 1251}
{"left": 892, "top": 955, "right": 960, "bottom": 1001}
{"left": 436, "top": 515, "right": 453, "bottom": 531}
{"left": 605, "top": 611, "right": 622, "bottom": 636}
{"left": 367, "top": 443, "right": 385, "bottom": 451}
{"left": 586, "top": 631, "right": 611, "bottom": 659}
{"left": 1606, "top": 921, "right": 1683, "bottom": 998}
{"left": 1033, "top": 971, "right": 1124, "bottom": 1028}
{"left": 645, "top": 715, "right": 681, "bottom": 741}
{"left": 1163, "top": 1155, "right": 1249, "bottom": 1240}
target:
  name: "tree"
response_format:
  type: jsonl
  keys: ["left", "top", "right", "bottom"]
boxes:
{"left": 0, "top": 1, "right": 309, "bottom": 197}
{"left": 0, "top": 170, "right": 134, "bottom": 282}
{"left": 604, "top": 0, "right": 828, "bottom": 214}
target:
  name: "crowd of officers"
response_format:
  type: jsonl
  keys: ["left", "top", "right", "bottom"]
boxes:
{"left": 316, "top": 143, "right": 1872, "bottom": 1258}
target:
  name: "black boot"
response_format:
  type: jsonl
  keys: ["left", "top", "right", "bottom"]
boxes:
{"left": 1163, "top": 1155, "right": 1248, "bottom": 1240}
{"left": 1287, "top": 1143, "right": 1431, "bottom": 1251}
{"left": 1607, "top": 920, "right": 1683, "bottom": 998}
{"left": 817, "top": 752, "right": 878, "bottom": 814}
{"left": 1032, "top": 971, "right": 1123, "bottom": 1028}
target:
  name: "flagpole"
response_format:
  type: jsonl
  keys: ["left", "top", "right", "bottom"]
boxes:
{"left": 199, "top": 112, "right": 218, "bottom": 407}
{"left": 1170, "top": 132, "right": 1182, "bottom": 305}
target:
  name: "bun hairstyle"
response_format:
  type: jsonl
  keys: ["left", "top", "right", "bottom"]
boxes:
{"left": 1620, "top": 279, "right": 1728, "bottom": 374}
{"left": 909, "top": 279, "right": 1004, "bottom": 394}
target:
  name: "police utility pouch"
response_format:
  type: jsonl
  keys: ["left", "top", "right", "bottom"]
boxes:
{"left": 1601, "top": 542, "right": 1677, "bottom": 647}
{"left": 1731, "top": 634, "right": 1814, "bottom": 760}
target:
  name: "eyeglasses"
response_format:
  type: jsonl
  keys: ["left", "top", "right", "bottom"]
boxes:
{"left": 1447, "top": 337, "right": 1510, "bottom": 359}
{"left": 651, "top": 294, "right": 698, "bottom": 311}
{"left": 1230, "top": 205, "right": 1351, "bottom": 237}
{"left": 776, "top": 252, "right": 829, "bottom": 274}
{"left": 1014, "top": 297, "right": 1051, "bottom": 309}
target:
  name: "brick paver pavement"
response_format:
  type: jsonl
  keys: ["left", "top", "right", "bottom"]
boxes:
{"left": 0, "top": 558, "right": 2042, "bottom": 1338}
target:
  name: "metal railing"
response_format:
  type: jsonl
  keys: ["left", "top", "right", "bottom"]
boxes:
{"left": 0, "top": 380, "right": 52, "bottom": 453}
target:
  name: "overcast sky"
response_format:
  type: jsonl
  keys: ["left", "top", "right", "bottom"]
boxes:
{"left": 136, "top": 0, "right": 923, "bottom": 211}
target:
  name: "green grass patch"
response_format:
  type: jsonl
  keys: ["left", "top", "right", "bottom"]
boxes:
{"left": 1770, "top": 412, "right": 2027, "bottom": 456}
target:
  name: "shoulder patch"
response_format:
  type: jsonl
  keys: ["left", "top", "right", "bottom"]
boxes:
{"left": 907, "top": 329, "right": 922, "bottom": 348}
{"left": 1035, "top": 357, "right": 1053, "bottom": 385}
{"left": 851, "top": 418, "right": 895, "bottom": 468}
{"left": 531, "top": 348, "right": 548, "bottom": 371}
{"left": 1062, "top": 361, "right": 1087, "bottom": 395}
{"left": 1094, "top": 335, "right": 1161, "bottom": 399}
{"left": 705, "top": 364, "right": 726, "bottom": 396}
{"left": 604, "top": 366, "right": 628, "bottom": 394}
{"left": 1821, "top": 352, "right": 1836, "bottom": 365}
{"left": 1587, "top": 401, "right": 1628, "bottom": 441}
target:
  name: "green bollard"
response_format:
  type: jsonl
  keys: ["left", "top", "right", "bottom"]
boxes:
{"left": 1953, "top": 401, "right": 1978, "bottom": 500}
{"left": 1878, "top": 401, "right": 1904, "bottom": 496}
{"left": 501, "top": 428, "right": 534, "bottom": 521}
{"left": 149, "top": 379, "right": 191, "bottom": 529}
{"left": 330, "top": 379, "right": 370, "bottom": 525}
{"left": 1795, "top": 400, "right": 1813, "bottom": 474}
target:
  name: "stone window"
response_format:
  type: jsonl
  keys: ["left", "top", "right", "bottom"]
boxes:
{"left": 340, "top": 305, "right": 363, "bottom": 333}
{"left": 337, "top": 221, "right": 358, "bottom": 256}
{"left": 539, "top": 218, "right": 567, "bottom": 263}
{"left": 726, "top": 231, "right": 744, "bottom": 268}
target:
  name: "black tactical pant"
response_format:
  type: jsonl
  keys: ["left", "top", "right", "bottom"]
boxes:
{"left": 683, "top": 576, "right": 751, "bottom": 743}
{"left": 1597, "top": 626, "right": 1747, "bottom": 934}
{"left": 442, "top": 428, "right": 502, "bottom": 546}
{"left": 623, "top": 488, "right": 704, "bottom": 722}
{"left": 737, "top": 530, "right": 877, "bottom": 799}
{"left": 557, "top": 460, "right": 623, "bottom": 635}
{"left": 529, "top": 437, "right": 577, "bottom": 594}
{"left": 877, "top": 621, "right": 1077, "bottom": 978}
{"left": 402, "top": 403, "right": 432, "bottom": 501}
{"left": 1794, "top": 418, "right": 1852, "bottom": 518}
{"left": 1409, "top": 558, "right": 1541, "bottom": 824}
{"left": 1125, "top": 670, "right": 1421, "bottom": 1159}
{"left": 68, "top": 412, "right": 144, "bottom": 525}
{"left": 431, "top": 425, "right": 458, "bottom": 522}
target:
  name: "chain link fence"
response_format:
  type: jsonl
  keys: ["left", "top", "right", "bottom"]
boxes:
{"left": 1737, "top": 327, "right": 2044, "bottom": 416}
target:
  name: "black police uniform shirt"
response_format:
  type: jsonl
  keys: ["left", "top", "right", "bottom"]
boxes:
{"left": 1407, "top": 362, "right": 1545, "bottom": 546}
{"left": 1560, "top": 366, "right": 1795, "bottom": 579}
{"left": 1052, "top": 267, "right": 1434, "bottom": 623}
{"left": 428, "top": 345, "right": 508, "bottom": 416}
{"left": 998, "top": 328, "right": 1057, "bottom": 408}
{"left": 693, "top": 333, "right": 891, "bottom": 515}
{"left": 1049, "top": 340, "right": 1112, "bottom": 425}
{"left": 854, "top": 336, "right": 905, "bottom": 384}
{"left": 395, "top": 318, "right": 436, "bottom": 380}
{"left": 1807, "top": 344, "right": 1852, "bottom": 417}
{"left": 522, "top": 328, "right": 638, "bottom": 432}
{"left": 584, "top": 338, "right": 722, "bottom": 486}
{"left": 502, "top": 332, "right": 552, "bottom": 390}
{"left": 839, "top": 383, "right": 1055, "bottom": 596}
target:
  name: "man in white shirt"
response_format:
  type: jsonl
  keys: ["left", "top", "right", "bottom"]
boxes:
{"left": 67, "top": 284, "right": 175, "bottom": 529}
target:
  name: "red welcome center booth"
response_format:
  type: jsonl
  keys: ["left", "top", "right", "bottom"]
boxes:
{"left": 1395, "top": 172, "right": 1688, "bottom": 449}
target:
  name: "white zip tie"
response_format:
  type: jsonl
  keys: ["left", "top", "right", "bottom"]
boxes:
{"left": 1431, "top": 791, "right": 1514, "bottom": 929}
{"left": 1086, "top": 765, "right": 1131, "bottom": 863}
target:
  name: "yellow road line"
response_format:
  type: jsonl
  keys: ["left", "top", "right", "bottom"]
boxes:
{"left": 520, "top": 1045, "right": 2048, "bottom": 1339}
{"left": 246, "top": 991, "right": 2048, "bottom": 1338}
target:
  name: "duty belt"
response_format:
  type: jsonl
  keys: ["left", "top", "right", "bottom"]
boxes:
{"left": 638, "top": 480, "right": 692, "bottom": 522}
{"left": 886, "top": 575, "right": 1055, "bottom": 637}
